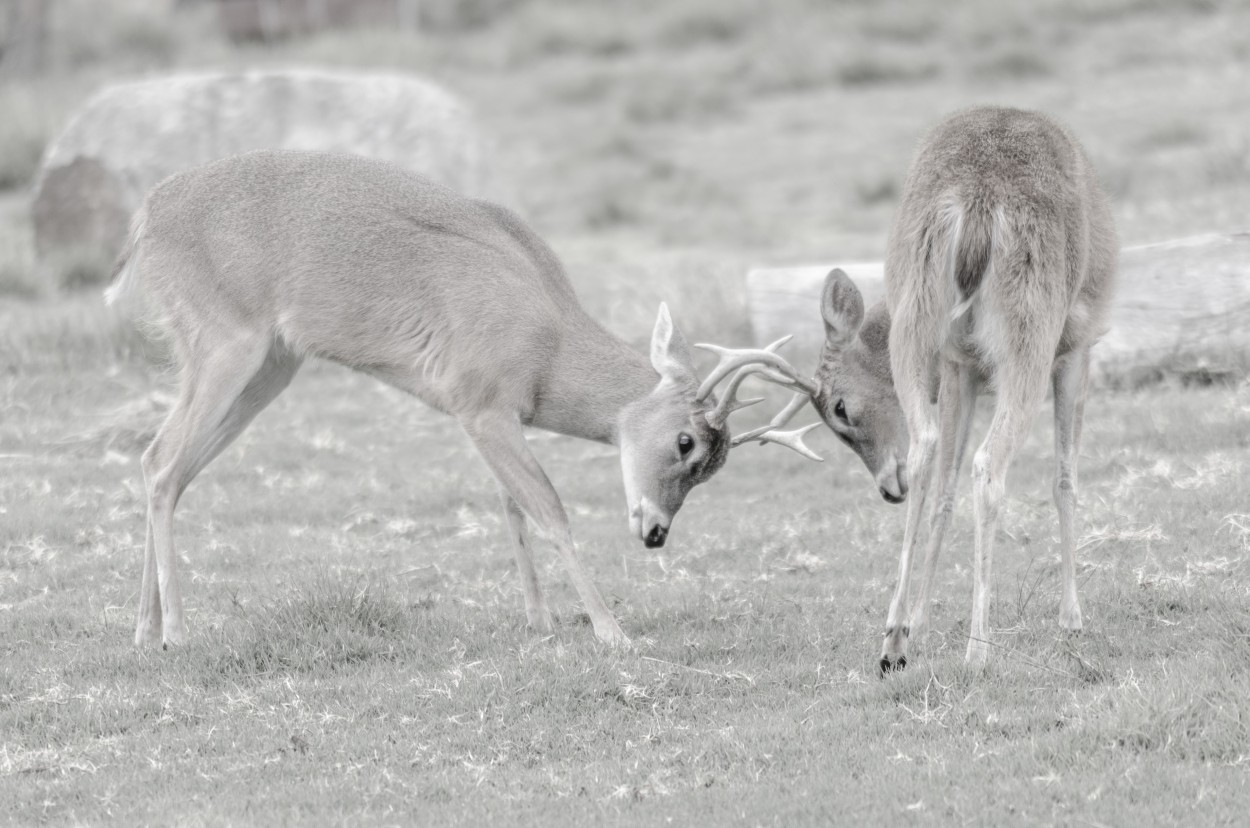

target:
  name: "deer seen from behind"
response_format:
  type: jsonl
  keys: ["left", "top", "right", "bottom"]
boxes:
{"left": 106, "top": 150, "right": 820, "bottom": 650}
{"left": 781, "top": 107, "right": 1117, "bottom": 671}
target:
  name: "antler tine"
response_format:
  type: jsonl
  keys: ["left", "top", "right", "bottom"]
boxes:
{"left": 731, "top": 392, "right": 823, "bottom": 461}
{"left": 752, "top": 423, "right": 823, "bottom": 462}
{"left": 692, "top": 335, "right": 802, "bottom": 401}
{"left": 730, "top": 391, "right": 810, "bottom": 446}
{"left": 706, "top": 365, "right": 767, "bottom": 428}
{"left": 747, "top": 366, "right": 818, "bottom": 398}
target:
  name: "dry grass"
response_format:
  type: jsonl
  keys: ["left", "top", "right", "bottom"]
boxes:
{"left": 3, "top": 357, "right": 1250, "bottom": 824}
{"left": 4, "top": 0, "right": 1250, "bottom": 823}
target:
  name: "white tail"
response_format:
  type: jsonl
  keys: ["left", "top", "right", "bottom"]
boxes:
{"left": 808, "top": 107, "right": 1117, "bottom": 671}
{"left": 109, "top": 150, "right": 819, "bottom": 649}
{"left": 103, "top": 208, "right": 147, "bottom": 307}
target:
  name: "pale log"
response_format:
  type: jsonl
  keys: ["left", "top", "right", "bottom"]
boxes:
{"left": 746, "top": 233, "right": 1250, "bottom": 384}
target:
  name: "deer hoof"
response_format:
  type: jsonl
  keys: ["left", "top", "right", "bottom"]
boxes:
{"left": 161, "top": 625, "right": 186, "bottom": 650}
{"left": 878, "top": 654, "right": 907, "bottom": 676}
{"left": 878, "top": 625, "right": 909, "bottom": 676}
{"left": 594, "top": 623, "right": 632, "bottom": 648}
{"left": 134, "top": 621, "right": 161, "bottom": 648}
{"left": 526, "top": 608, "right": 555, "bottom": 634}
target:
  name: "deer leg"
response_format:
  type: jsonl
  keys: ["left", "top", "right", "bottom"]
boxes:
{"left": 499, "top": 488, "right": 555, "bottom": 633}
{"left": 880, "top": 411, "right": 936, "bottom": 673}
{"left": 138, "top": 335, "right": 286, "bottom": 648}
{"left": 135, "top": 401, "right": 188, "bottom": 647}
{"left": 967, "top": 349, "right": 1054, "bottom": 667}
{"left": 908, "top": 360, "right": 979, "bottom": 648}
{"left": 136, "top": 341, "right": 300, "bottom": 646}
{"left": 879, "top": 351, "right": 939, "bottom": 674}
{"left": 178, "top": 343, "right": 302, "bottom": 485}
{"left": 135, "top": 514, "right": 164, "bottom": 647}
{"left": 462, "top": 411, "right": 628, "bottom": 646}
{"left": 1052, "top": 346, "right": 1090, "bottom": 632}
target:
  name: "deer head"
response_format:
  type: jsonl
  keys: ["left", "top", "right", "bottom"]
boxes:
{"left": 811, "top": 268, "right": 909, "bottom": 503}
{"left": 618, "top": 304, "right": 818, "bottom": 548}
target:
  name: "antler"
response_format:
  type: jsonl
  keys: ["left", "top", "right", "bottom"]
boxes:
{"left": 690, "top": 332, "right": 824, "bottom": 462}
{"left": 692, "top": 336, "right": 818, "bottom": 400}
{"left": 730, "top": 391, "right": 808, "bottom": 445}
{"left": 731, "top": 392, "right": 823, "bottom": 462}
{"left": 704, "top": 365, "right": 767, "bottom": 428}
{"left": 751, "top": 422, "right": 823, "bottom": 462}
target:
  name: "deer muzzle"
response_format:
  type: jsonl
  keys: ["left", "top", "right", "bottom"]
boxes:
{"left": 876, "top": 455, "right": 908, "bottom": 504}
{"left": 630, "top": 498, "right": 671, "bottom": 548}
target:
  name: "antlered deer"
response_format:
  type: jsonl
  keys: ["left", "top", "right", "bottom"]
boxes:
{"left": 107, "top": 150, "right": 820, "bottom": 649}
{"left": 777, "top": 107, "right": 1117, "bottom": 670}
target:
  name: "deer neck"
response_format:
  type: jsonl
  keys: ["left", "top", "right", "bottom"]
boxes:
{"left": 530, "top": 316, "right": 657, "bottom": 445}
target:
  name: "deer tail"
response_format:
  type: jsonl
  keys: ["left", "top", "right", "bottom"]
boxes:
{"left": 103, "top": 206, "right": 148, "bottom": 306}
{"left": 948, "top": 200, "right": 995, "bottom": 321}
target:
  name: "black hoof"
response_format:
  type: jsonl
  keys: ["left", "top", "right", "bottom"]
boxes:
{"left": 878, "top": 655, "right": 907, "bottom": 676}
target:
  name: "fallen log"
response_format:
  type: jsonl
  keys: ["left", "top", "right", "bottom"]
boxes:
{"left": 746, "top": 233, "right": 1250, "bottom": 386}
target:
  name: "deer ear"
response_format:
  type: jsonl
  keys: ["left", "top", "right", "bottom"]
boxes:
{"left": 650, "top": 302, "right": 695, "bottom": 384}
{"left": 820, "top": 268, "right": 864, "bottom": 348}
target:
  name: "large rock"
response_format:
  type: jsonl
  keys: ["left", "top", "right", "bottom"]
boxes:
{"left": 747, "top": 233, "right": 1250, "bottom": 386}
{"left": 32, "top": 69, "right": 489, "bottom": 275}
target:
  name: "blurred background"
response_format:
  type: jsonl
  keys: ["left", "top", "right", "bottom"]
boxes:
{"left": 1, "top": 0, "right": 1248, "bottom": 352}
{"left": 6, "top": 6, "right": 1250, "bottom": 820}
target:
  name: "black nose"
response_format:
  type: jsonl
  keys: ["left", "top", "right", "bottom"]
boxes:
{"left": 880, "top": 487, "right": 905, "bottom": 504}
{"left": 644, "top": 525, "right": 668, "bottom": 548}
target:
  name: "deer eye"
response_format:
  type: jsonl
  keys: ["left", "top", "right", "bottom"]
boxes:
{"left": 834, "top": 399, "right": 849, "bottom": 424}
{"left": 677, "top": 432, "right": 695, "bottom": 456}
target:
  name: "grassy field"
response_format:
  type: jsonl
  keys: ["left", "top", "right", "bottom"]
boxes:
{"left": 4, "top": 0, "right": 1250, "bottom": 824}
{"left": 5, "top": 344, "right": 1250, "bottom": 825}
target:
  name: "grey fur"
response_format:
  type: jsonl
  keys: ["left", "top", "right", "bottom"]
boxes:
{"left": 109, "top": 150, "right": 750, "bottom": 648}
{"left": 811, "top": 107, "right": 1117, "bottom": 670}
{"left": 812, "top": 270, "right": 909, "bottom": 502}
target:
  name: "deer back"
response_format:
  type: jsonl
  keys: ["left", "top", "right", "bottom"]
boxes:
{"left": 884, "top": 107, "right": 1118, "bottom": 371}
{"left": 132, "top": 150, "right": 598, "bottom": 415}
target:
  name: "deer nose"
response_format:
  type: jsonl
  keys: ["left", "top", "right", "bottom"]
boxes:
{"left": 877, "top": 461, "right": 907, "bottom": 504}
{"left": 644, "top": 524, "right": 668, "bottom": 548}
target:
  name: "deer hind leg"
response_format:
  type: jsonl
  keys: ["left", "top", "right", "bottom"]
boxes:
{"left": 499, "top": 487, "right": 555, "bottom": 633}
{"left": 966, "top": 344, "right": 1055, "bottom": 668}
{"left": 137, "top": 336, "right": 300, "bottom": 648}
{"left": 135, "top": 401, "right": 188, "bottom": 647}
{"left": 462, "top": 411, "right": 628, "bottom": 646}
{"left": 880, "top": 341, "right": 940, "bottom": 674}
{"left": 1052, "top": 346, "right": 1090, "bottom": 632}
{"left": 908, "top": 359, "right": 980, "bottom": 649}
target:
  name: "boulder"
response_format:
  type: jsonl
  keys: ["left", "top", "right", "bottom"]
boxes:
{"left": 32, "top": 69, "right": 489, "bottom": 277}
{"left": 746, "top": 233, "right": 1250, "bottom": 386}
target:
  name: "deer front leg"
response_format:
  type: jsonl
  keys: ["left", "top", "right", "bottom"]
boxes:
{"left": 463, "top": 412, "right": 629, "bottom": 646}
{"left": 499, "top": 488, "right": 555, "bottom": 633}
{"left": 1052, "top": 347, "right": 1090, "bottom": 632}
